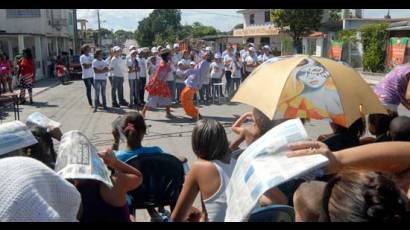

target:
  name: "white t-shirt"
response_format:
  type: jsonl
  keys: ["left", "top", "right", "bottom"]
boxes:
{"left": 245, "top": 55, "right": 258, "bottom": 73}
{"left": 127, "top": 57, "right": 137, "bottom": 80}
{"left": 210, "top": 62, "right": 224, "bottom": 79}
{"left": 109, "top": 56, "right": 124, "bottom": 77}
{"left": 181, "top": 58, "right": 191, "bottom": 68}
{"left": 223, "top": 54, "right": 234, "bottom": 71}
{"left": 137, "top": 57, "right": 147, "bottom": 78}
{"left": 92, "top": 59, "right": 109, "bottom": 80}
{"left": 80, "top": 54, "right": 94, "bottom": 79}
{"left": 231, "top": 61, "right": 243, "bottom": 79}
{"left": 167, "top": 63, "right": 175, "bottom": 81}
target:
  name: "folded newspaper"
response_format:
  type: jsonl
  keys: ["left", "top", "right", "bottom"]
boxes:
{"left": 224, "top": 118, "right": 328, "bottom": 222}
{"left": 55, "top": 130, "right": 113, "bottom": 188}
{"left": 26, "top": 112, "right": 61, "bottom": 132}
{"left": 0, "top": 121, "right": 38, "bottom": 156}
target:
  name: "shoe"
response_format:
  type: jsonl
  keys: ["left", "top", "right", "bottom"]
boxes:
{"left": 166, "top": 113, "right": 175, "bottom": 119}
{"left": 103, "top": 106, "right": 108, "bottom": 110}
{"left": 112, "top": 103, "right": 120, "bottom": 108}
{"left": 120, "top": 101, "right": 129, "bottom": 106}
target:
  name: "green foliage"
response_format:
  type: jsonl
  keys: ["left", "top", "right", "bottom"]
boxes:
{"left": 328, "top": 9, "right": 342, "bottom": 22}
{"left": 234, "top": 23, "right": 244, "bottom": 29}
{"left": 336, "top": 29, "right": 357, "bottom": 43}
{"left": 281, "top": 36, "right": 294, "bottom": 55}
{"left": 271, "top": 9, "right": 323, "bottom": 53}
{"left": 135, "top": 9, "right": 182, "bottom": 47}
{"left": 114, "top": 30, "right": 134, "bottom": 40}
{"left": 361, "top": 23, "right": 388, "bottom": 72}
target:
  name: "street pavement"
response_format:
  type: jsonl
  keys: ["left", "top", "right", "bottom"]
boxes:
{"left": 1, "top": 72, "right": 410, "bottom": 221}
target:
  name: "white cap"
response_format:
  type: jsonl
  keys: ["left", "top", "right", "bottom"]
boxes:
{"left": 205, "top": 46, "right": 212, "bottom": 51}
{"left": 130, "top": 50, "right": 138, "bottom": 55}
{"left": 157, "top": 46, "right": 163, "bottom": 50}
{"left": 263, "top": 45, "right": 271, "bottom": 50}
{"left": 166, "top": 44, "right": 171, "bottom": 49}
{"left": 214, "top": 53, "right": 222, "bottom": 59}
{"left": 0, "top": 157, "right": 81, "bottom": 221}
{"left": 113, "top": 46, "right": 121, "bottom": 52}
{"left": 129, "top": 45, "right": 136, "bottom": 51}
{"left": 248, "top": 43, "right": 255, "bottom": 47}
{"left": 151, "top": 47, "right": 158, "bottom": 53}
{"left": 249, "top": 47, "right": 256, "bottom": 52}
{"left": 190, "top": 61, "right": 196, "bottom": 65}
{"left": 173, "top": 43, "right": 179, "bottom": 49}
{"left": 0, "top": 121, "right": 38, "bottom": 156}
{"left": 177, "top": 60, "right": 184, "bottom": 65}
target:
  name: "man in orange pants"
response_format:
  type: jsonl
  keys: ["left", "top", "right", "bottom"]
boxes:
{"left": 181, "top": 51, "right": 212, "bottom": 121}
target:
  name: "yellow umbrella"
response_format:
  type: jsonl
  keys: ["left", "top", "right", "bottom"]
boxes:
{"left": 232, "top": 55, "right": 387, "bottom": 127}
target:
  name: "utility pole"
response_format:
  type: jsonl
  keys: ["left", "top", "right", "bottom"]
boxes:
{"left": 73, "top": 9, "right": 79, "bottom": 54}
{"left": 97, "top": 9, "right": 101, "bottom": 47}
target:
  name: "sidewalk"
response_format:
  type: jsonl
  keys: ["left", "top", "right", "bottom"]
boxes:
{"left": 31, "top": 77, "right": 61, "bottom": 97}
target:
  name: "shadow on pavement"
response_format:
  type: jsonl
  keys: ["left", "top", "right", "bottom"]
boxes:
{"left": 104, "top": 107, "right": 126, "bottom": 115}
{"left": 28, "top": 101, "right": 59, "bottom": 108}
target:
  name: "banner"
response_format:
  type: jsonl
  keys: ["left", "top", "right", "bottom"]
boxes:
{"left": 329, "top": 40, "right": 343, "bottom": 61}
{"left": 387, "top": 37, "right": 408, "bottom": 72}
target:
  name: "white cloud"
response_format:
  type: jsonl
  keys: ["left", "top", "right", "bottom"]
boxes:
{"left": 77, "top": 9, "right": 242, "bottom": 32}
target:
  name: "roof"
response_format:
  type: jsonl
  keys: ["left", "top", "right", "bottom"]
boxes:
{"left": 387, "top": 20, "right": 410, "bottom": 31}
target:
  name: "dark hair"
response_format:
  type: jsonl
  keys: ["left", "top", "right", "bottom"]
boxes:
{"left": 95, "top": 49, "right": 103, "bottom": 57}
{"left": 252, "top": 108, "right": 288, "bottom": 135}
{"left": 56, "top": 55, "right": 64, "bottom": 65}
{"left": 26, "top": 125, "right": 56, "bottom": 169}
{"left": 160, "top": 51, "right": 171, "bottom": 63}
{"left": 320, "top": 170, "right": 410, "bottom": 222}
{"left": 23, "top": 48, "right": 33, "bottom": 60}
{"left": 80, "top": 45, "right": 90, "bottom": 54}
{"left": 121, "top": 112, "right": 147, "bottom": 150}
{"left": 389, "top": 116, "right": 410, "bottom": 141}
{"left": 331, "top": 118, "right": 366, "bottom": 138}
{"left": 368, "top": 114, "right": 393, "bottom": 136}
{"left": 191, "top": 119, "right": 230, "bottom": 161}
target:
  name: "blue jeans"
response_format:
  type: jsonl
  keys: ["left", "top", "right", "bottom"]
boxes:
{"left": 129, "top": 79, "right": 139, "bottom": 105}
{"left": 83, "top": 78, "right": 94, "bottom": 106}
{"left": 111, "top": 77, "right": 124, "bottom": 104}
{"left": 199, "top": 84, "right": 210, "bottom": 102}
{"left": 139, "top": 77, "right": 146, "bottom": 103}
{"left": 230, "top": 78, "right": 241, "bottom": 96}
{"left": 94, "top": 79, "right": 107, "bottom": 108}
{"left": 176, "top": 82, "right": 185, "bottom": 102}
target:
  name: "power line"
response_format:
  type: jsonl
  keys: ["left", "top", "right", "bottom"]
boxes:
{"left": 182, "top": 9, "right": 242, "bottom": 18}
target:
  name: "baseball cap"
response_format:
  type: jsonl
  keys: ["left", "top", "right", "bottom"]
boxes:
{"left": 190, "top": 61, "right": 196, "bottom": 65}
{"left": 151, "top": 47, "right": 158, "bottom": 53}
{"left": 248, "top": 43, "right": 255, "bottom": 47}
{"left": 214, "top": 53, "right": 222, "bottom": 59}
{"left": 166, "top": 44, "right": 171, "bottom": 49}
{"left": 113, "top": 46, "right": 121, "bottom": 52}
{"left": 177, "top": 60, "right": 184, "bottom": 65}
{"left": 205, "top": 46, "right": 212, "bottom": 51}
{"left": 130, "top": 50, "right": 138, "bottom": 55}
{"left": 173, "top": 43, "right": 179, "bottom": 49}
{"left": 129, "top": 45, "right": 136, "bottom": 51}
{"left": 263, "top": 45, "right": 271, "bottom": 50}
{"left": 249, "top": 47, "right": 256, "bottom": 52}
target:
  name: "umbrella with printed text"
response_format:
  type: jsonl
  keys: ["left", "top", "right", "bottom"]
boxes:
{"left": 232, "top": 55, "right": 387, "bottom": 127}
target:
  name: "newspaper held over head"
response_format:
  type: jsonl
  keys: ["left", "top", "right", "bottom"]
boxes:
{"left": 224, "top": 118, "right": 328, "bottom": 222}
{"left": 55, "top": 130, "right": 113, "bottom": 188}
{"left": 26, "top": 112, "right": 61, "bottom": 132}
{"left": 0, "top": 121, "right": 38, "bottom": 156}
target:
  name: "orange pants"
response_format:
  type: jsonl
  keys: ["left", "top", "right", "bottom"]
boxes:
{"left": 181, "top": 86, "right": 199, "bottom": 119}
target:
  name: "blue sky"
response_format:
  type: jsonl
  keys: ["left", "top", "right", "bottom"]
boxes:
{"left": 77, "top": 9, "right": 410, "bottom": 32}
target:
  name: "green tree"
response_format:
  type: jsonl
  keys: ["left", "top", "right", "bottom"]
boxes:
{"left": 271, "top": 9, "right": 323, "bottom": 53}
{"left": 99, "top": 28, "right": 113, "bottom": 38}
{"left": 191, "top": 22, "right": 218, "bottom": 38}
{"left": 135, "top": 9, "right": 182, "bottom": 47}
{"left": 361, "top": 23, "right": 388, "bottom": 72}
{"left": 114, "top": 29, "right": 133, "bottom": 39}
{"left": 328, "top": 9, "right": 342, "bottom": 23}
{"left": 234, "top": 23, "right": 244, "bottom": 29}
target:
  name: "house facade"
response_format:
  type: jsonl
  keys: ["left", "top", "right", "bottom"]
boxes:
{"left": 0, "top": 9, "right": 76, "bottom": 80}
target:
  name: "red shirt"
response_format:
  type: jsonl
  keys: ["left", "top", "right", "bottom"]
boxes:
{"left": 19, "top": 58, "right": 34, "bottom": 76}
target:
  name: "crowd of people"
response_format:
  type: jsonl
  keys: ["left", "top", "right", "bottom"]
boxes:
{"left": 78, "top": 42, "right": 273, "bottom": 120}
{"left": 2, "top": 41, "right": 410, "bottom": 222}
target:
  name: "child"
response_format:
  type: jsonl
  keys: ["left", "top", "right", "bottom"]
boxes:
{"left": 230, "top": 52, "right": 243, "bottom": 96}
{"left": 92, "top": 49, "right": 110, "bottom": 112}
{"left": 389, "top": 116, "right": 410, "bottom": 142}
{"left": 363, "top": 114, "right": 393, "bottom": 143}
{"left": 56, "top": 55, "right": 66, "bottom": 84}
{"left": 171, "top": 119, "right": 236, "bottom": 222}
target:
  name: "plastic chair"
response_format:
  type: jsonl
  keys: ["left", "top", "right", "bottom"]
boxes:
{"left": 248, "top": 205, "right": 295, "bottom": 222}
{"left": 212, "top": 82, "right": 225, "bottom": 104}
{"left": 126, "top": 153, "right": 185, "bottom": 213}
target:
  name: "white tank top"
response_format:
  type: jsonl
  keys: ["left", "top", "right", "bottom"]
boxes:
{"left": 203, "top": 159, "right": 236, "bottom": 222}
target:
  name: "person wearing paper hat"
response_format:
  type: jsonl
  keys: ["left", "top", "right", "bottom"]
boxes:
{"left": 0, "top": 120, "right": 37, "bottom": 158}
{"left": 0, "top": 157, "right": 82, "bottom": 222}
{"left": 55, "top": 130, "right": 143, "bottom": 222}
{"left": 142, "top": 47, "right": 175, "bottom": 119}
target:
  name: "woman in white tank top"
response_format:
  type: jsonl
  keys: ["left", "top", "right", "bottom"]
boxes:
{"left": 171, "top": 119, "right": 236, "bottom": 222}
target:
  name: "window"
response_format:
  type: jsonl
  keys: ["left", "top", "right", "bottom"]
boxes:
{"left": 249, "top": 14, "right": 255, "bottom": 25}
{"left": 246, "top": 37, "right": 255, "bottom": 44}
{"left": 6, "top": 9, "right": 41, "bottom": 18}
{"left": 264, "top": 11, "right": 270, "bottom": 23}
{"left": 260, "top": 37, "right": 270, "bottom": 46}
